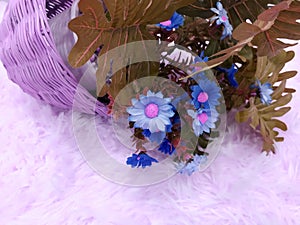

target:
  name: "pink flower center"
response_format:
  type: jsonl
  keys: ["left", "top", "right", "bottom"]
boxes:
{"left": 145, "top": 103, "right": 159, "bottom": 118}
{"left": 160, "top": 20, "right": 172, "bottom": 26}
{"left": 197, "top": 112, "right": 208, "bottom": 124}
{"left": 194, "top": 66, "right": 202, "bottom": 71}
{"left": 221, "top": 15, "right": 228, "bottom": 21}
{"left": 197, "top": 92, "right": 209, "bottom": 103}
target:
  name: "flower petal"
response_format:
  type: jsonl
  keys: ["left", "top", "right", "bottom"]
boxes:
{"left": 187, "top": 109, "right": 197, "bottom": 118}
{"left": 134, "top": 117, "right": 150, "bottom": 129}
{"left": 210, "top": 8, "right": 219, "bottom": 14}
{"left": 216, "top": 2, "right": 223, "bottom": 10}
{"left": 131, "top": 98, "right": 138, "bottom": 105}
{"left": 154, "top": 91, "right": 164, "bottom": 98}
{"left": 126, "top": 107, "right": 144, "bottom": 116}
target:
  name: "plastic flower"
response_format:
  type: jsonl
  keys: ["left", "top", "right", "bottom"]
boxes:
{"left": 194, "top": 51, "right": 209, "bottom": 65}
{"left": 210, "top": 2, "right": 233, "bottom": 40}
{"left": 221, "top": 21, "right": 233, "bottom": 40}
{"left": 257, "top": 80, "right": 273, "bottom": 105}
{"left": 158, "top": 139, "right": 176, "bottom": 155}
{"left": 127, "top": 91, "right": 175, "bottom": 133}
{"left": 218, "top": 64, "right": 238, "bottom": 88}
{"left": 157, "top": 12, "right": 184, "bottom": 31}
{"left": 210, "top": 2, "right": 229, "bottom": 25}
{"left": 191, "top": 51, "right": 209, "bottom": 81}
{"left": 126, "top": 153, "right": 158, "bottom": 168}
{"left": 177, "top": 154, "right": 207, "bottom": 175}
{"left": 190, "top": 78, "right": 221, "bottom": 110}
{"left": 188, "top": 108, "right": 219, "bottom": 135}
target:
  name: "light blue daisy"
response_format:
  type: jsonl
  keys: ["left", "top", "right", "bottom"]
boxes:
{"left": 177, "top": 154, "right": 207, "bottom": 175}
{"left": 187, "top": 108, "right": 219, "bottom": 136}
{"left": 210, "top": 2, "right": 233, "bottom": 40}
{"left": 190, "top": 78, "right": 222, "bottom": 110}
{"left": 191, "top": 51, "right": 209, "bottom": 82}
{"left": 127, "top": 91, "right": 175, "bottom": 133}
{"left": 257, "top": 80, "right": 273, "bottom": 105}
{"left": 221, "top": 20, "right": 233, "bottom": 40}
{"left": 210, "top": 2, "right": 229, "bottom": 25}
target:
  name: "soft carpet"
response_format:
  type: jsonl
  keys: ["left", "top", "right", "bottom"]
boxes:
{"left": 1, "top": 3, "right": 300, "bottom": 225}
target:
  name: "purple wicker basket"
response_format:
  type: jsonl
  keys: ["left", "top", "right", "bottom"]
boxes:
{"left": 0, "top": 0, "right": 106, "bottom": 115}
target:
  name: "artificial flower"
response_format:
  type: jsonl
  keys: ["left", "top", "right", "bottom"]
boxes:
{"left": 157, "top": 12, "right": 184, "bottom": 31}
{"left": 210, "top": 2, "right": 233, "bottom": 40}
{"left": 194, "top": 51, "right": 209, "bottom": 65}
{"left": 158, "top": 138, "right": 176, "bottom": 155}
{"left": 126, "top": 153, "right": 158, "bottom": 168}
{"left": 210, "top": 2, "right": 229, "bottom": 25}
{"left": 218, "top": 64, "right": 239, "bottom": 88}
{"left": 221, "top": 21, "right": 233, "bottom": 40}
{"left": 142, "top": 129, "right": 151, "bottom": 138}
{"left": 257, "top": 80, "right": 273, "bottom": 105}
{"left": 127, "top": 90, "right": 175, "bottom": 133}
{"left": 187, "top": 108, "right": 219, "bottom": 135}
{"left": 190, "top": 78, "right": 221, "bottom": 110}
{"left": 177, "top": 154, "right": 207, "bottom": 175}
{"left": 191, "top": 51, "right": 209, "bottom": 82}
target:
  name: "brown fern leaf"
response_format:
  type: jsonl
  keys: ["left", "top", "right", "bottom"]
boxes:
{"left": 235, "top": 50, "right": 297, "bottom": 153}
{"left": 68, "top": 0, "right": 195, "bottom": 97}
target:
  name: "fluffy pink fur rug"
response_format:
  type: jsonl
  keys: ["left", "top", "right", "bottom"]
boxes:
{"left": 1, "top": 4, "right": 300, "bottom": 224}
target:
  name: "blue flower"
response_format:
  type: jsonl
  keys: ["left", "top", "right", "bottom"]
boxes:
{"left": 158, "top": 139, "right": 176, "bottom": 155}
{"left": 221, "top": 21, "right": 233, "bottom": 40}
{"left": 126, "top": 153, "right": 158, "bottom": 168}
{"left": 190, "top": 78, "right": 221, "bottom": 110}
{"left": 157, "top": 12, "right": 184, "bottom": 31}
{"left": 218, "top": 64, "right": 238, "bottom": 88}
{"left": 210, "top": 2, "right": 233, "bottom": 40}
{"left": 177, "top": 154, "right": 207, "bottom": 175}
{"left": 194, "top": 51, "right": 209, "bottom": 65}
{"left": 127, "top": 91, "right": 175, "bottom": 133}
{"left": 142, "top": 129, "right": 151, "bottom": 138}
{"left": 210, "top": 2, "right": 229, "bottom": 25}
{"left": 191, "top": 52, "right": 209, "bottom": 81}
{"left": 187, "top": 108, "right": 219, "bottom": 135}
{"left": 257, "top": 80, "right": 273, "bottom": 105}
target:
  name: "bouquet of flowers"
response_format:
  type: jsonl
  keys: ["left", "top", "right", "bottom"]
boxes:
{"left": 65, "top": 0, "right": 300, "bottom": 175}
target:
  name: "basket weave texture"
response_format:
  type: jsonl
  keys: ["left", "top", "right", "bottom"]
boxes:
{"left": 0, "top": 0, "right": 106, "bottom": 116}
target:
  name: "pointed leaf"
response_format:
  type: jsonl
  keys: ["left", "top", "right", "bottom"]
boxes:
{"left": 68, "top": 0, "right": 195, "bottom": 68}
{"left": 68, "top": 0, "right": 194, "bottom": 97}
{"left": 277, "top": 71, "right": 297, "bottom": 81}
{"left": 261, "top": 107, "right": 291, "bottom": 119}
{"left": 252, "top": 1, "right": 300, "bottom": 57}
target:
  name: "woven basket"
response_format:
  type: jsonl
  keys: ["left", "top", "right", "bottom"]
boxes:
{"left": 0, "top": 0, "right": 106, "bottom": 116}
